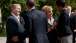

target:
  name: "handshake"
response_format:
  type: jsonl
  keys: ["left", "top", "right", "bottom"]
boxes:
{"left": 12, "top": 36, "right": 19, "bottom": 42}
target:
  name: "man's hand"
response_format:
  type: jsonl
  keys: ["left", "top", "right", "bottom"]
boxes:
{"left": 74, "top": 29, "right": 76, "bottom": 33}
{"left": 52, "top": 22, "right": 57, "bottom": 29}
{"left": 47, "top": 28, "right": 51, "bottom": 33}
{"left": 12, "top": 36, "right": 19, "bottom": 42}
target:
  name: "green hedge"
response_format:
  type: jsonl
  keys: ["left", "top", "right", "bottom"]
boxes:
{"left": 0, "top": 27, "right": 6, "bottom": 37}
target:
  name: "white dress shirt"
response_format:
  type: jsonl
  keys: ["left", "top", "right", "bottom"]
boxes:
{"left": 30, "top": 7, "right": 35, "bottom": 11}
{"left": 69, "top": 12, "right": 71, "bottom": 17}
{"left": 12, "top": 14, "right": 20, "bottom": 22}
{"left": 48, "top": 17, "right": 54, "bottom": 25}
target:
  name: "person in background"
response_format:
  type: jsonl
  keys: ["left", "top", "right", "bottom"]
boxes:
{"left": 67, "top": 6, "right": 76, "bottom": 43}
{"left": 56, "top": 0, "right": 73, "bottom": 43}
{"left": 67, "top": 6, "right": 75, "bottom": 32}
{"left": 6, "top": 4, "right": 26, "bottom": 43}
{"left": 42, "top": 5, "right": 59, "bottom": 43}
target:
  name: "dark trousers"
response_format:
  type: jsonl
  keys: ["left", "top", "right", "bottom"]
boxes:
{"left": 73, "top": 33, "right": 76, "bottom": 43}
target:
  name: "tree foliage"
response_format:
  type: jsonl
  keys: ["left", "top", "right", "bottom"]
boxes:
{"left": 66, "top": 0, "right": 76, "bottom": 10}
{"left": 0, "top": 0, "right": 76, "bottom": 21}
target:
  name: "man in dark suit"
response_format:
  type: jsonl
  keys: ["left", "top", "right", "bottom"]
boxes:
{"left": 74, "top": 15, "right": 76, "bottom": 39}
{"left": 56, "top": 0, "right": 73, "bottom": 43}
{"left": 6, "top": 4, "right": 26, "bottom": 43}
{"left": 12, "top": 0, "right": 49, "bottom": 43}
{"left": 74, "top": 10, "right": 76, "bottom": 33}
{"left": 67, "top": 6, "right": 76, "bottom": 43}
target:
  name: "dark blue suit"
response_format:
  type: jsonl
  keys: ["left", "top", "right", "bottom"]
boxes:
{"left": 57, "top": 9, "right": 73, "bottom": 38}
{"left": 6, "top": 15, "right": 26, "bottom": 43}
{"left": 19, "top": 9, "right": 49, "bottom": 43}
{"left": 70, "top": 13, "right": 76, "bottom": 43}
{"left": 70, "top": 13, "right": 76, "bottom": 32}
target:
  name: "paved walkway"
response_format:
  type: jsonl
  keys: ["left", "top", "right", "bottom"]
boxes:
{"left": 0, "top": 37, "right": 6, "bottom": 43}
{"left": 0, "top": 37, "right": 29, "bottom": 43}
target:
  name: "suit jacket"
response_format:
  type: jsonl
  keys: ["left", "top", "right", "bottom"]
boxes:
{"left": 57, "top": 9, "right": 73, "bottom": 38}
{"left": 47, "top": 18, "right": 59, "bottom": 43}
{"left": 19, "top": 9, "right": 49, "bottom": 43}
{"left": 70, "top": 13, "right": 76, "bottom": 32}
{"left": 75, "top": 15, "right": 76, "bottom": 30}
{"left": 6, "top": 15, "right": 25, "bottom": 43}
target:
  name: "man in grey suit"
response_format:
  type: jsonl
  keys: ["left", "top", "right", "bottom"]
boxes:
{"left": 12, "top": 0, "right": 49, "bottom": 43}
{"left": 6, "top": 4, "right": 26, "bottom": 43}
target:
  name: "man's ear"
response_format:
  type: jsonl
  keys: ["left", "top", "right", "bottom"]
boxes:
{"left": 58, "top": 5, "right": 62, "bottom": 7}
{"left": 34, "top": 3, "right": 36, "bottom": 7}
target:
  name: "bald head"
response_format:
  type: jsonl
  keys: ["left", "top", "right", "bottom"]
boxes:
{"left": 67, "top": 6, "right": 72, "bottom": 13}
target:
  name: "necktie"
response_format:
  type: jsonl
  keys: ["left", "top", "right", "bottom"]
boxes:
{"left": 17, "top": 16, "right": 20, "bottom": 22}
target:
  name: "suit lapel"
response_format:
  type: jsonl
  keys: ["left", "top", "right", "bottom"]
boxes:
{"left": 11, "top": 15, "right": 24, "bottom": 32}
{"left": 70, "top": 13, "right": 73, "bottom": 19}
{"left": 11, "top": 15, "right": 22, "bottom": 26}
{"left": 20, "top": 17, "right": 23, "bottom": 25}
{"left": 11, "top": 15, "right": 20, "bottom": 24}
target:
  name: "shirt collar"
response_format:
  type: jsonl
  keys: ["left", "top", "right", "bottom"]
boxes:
{"left": 12, "top": 14, "right": 20, "bottom": 19}
{"left": 48, "top": 17, "right": 54, "bottom": 25}
{"left": 30, "top": 7, "right": 35, "bottom": 11}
